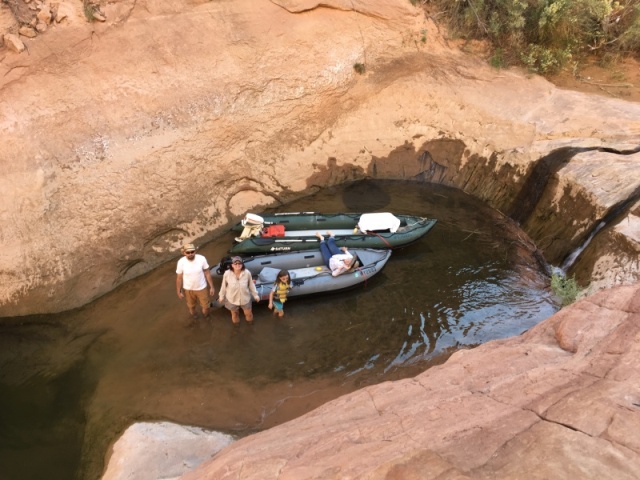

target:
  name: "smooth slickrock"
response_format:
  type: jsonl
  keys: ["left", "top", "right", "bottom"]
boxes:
{"left": 178, "top": 284, "right": 640, "bottom": 479}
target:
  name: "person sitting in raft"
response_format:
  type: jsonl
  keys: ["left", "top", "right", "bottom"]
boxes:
{"left": 315, "top": 231, "right": 354, "bottom": 277}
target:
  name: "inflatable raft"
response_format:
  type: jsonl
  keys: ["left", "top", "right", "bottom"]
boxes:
{"left": 229, "top": 212, "right": 436, "bottom": 254}
{"left": 212, "top": 248, "right": 392, "bottom": 301}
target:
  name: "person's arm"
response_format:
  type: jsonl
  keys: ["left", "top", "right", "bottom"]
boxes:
{"left": 247, "top": 271, "right": 260, "bottom": 302}
{"left": 332, "top": 265, "right": 347, "bottom": 277}
{"left": 176, "top": 274, "right": 185, "bottom": 298}
{"left": 204, "top": 269, "right": 215, "bottom": 296}
{"left": 218, "top": 272, "right": 227, "bottom": 302}
{"left": 268, "top": 286, "right": 275, "bottom": 309}
{"left": 340, "top": 246, "right": 353, "bottom": 258}
{"left": 331, "top": 259, "right": 349, "bottom": 276}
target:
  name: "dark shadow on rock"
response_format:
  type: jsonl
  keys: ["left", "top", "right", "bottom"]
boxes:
{"left": 561, "top": 184, "right": 640, "bottom": 272}
{"left": 508, "top": 147, "right": 595, "bottom": 225}
{"left": 510, "top": 144, "right": 640, "bottom": 227}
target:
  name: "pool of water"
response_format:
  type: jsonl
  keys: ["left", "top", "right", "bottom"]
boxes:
{"left": 0, "top": 180, "right": 559, "bottom": 480}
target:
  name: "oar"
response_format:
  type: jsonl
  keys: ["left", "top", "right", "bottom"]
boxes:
{"left": 249, "top": 237, "right": 320, "bottom": 246}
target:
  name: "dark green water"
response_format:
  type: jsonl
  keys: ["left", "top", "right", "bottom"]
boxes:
{"left": 0, "top": 181, "right": 559, "bottom": 480}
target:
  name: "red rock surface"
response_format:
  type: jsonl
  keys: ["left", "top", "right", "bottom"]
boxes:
{"left": 181, "top": 284, "right": 640, "bottom": 479}
{"left": 1, "top": 0, "right": 639, "bottom": 316}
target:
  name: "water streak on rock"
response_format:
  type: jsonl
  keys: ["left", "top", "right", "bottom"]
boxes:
{"left": 561, "top": 183, "right": 640, "bottom": 271}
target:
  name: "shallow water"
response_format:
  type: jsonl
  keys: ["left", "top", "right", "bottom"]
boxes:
{"left": 0, "top": 180, "right": 559, "bottom": 480}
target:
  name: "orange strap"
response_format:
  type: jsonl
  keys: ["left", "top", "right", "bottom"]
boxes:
{"left": 366, "top": 231, "right": 393, "bottom": 249}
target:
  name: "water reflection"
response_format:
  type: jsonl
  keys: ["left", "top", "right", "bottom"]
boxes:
{"left": 0, "top": 181, "right": 558, "bottom": 480}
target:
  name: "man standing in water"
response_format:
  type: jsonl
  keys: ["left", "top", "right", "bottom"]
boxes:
{"left": 176, "top": 243, "right": 216, "bottom": 319}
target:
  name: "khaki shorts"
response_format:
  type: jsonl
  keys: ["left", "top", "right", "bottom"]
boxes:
{"left": 224, "top": 300, "right": 252, "bottom": 312}
{"left": 185, "top": 288, "right": 210, "bottom": 309}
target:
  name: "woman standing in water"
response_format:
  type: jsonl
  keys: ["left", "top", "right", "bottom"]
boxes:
{"left": 218, "top": 256, "right": 260, "bottom": 324}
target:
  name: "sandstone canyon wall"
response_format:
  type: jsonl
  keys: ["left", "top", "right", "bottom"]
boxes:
{"left": 3, "top": 2, "right": 640, "bottom": 479}
{"left": 1, "top": 0, "right": 639, "bottom": 318}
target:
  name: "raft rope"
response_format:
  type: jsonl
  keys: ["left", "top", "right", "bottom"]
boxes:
{"left": 365, "top": 231, "right": 394, "bottom": 249}
{"left": 355, "top": 266, "right": 369, "bottom": 288}
{"left": 363, "top": 217, "right": 428, "bottom": 250}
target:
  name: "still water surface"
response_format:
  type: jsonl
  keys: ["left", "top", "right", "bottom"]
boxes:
{"left": 0, "top": 181, "right": 559, "bottom": 479}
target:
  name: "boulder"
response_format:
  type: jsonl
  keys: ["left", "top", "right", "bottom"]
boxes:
{"left": 54, "top": 2, "right": 76, "bottom": 23}
{"left": 3, "top": 32, "right": 25, "bottom": 52}
{"left": 102, "top": 422, "right": 234, "bottom": 480}
{"left": 18, "top": 25, "right": 37, "bottom": 37}
{"left": 37, "top": 6, "right": 52, "bottom": 25}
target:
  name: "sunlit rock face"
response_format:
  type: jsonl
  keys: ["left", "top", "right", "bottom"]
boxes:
{"left": 101, "top": 422, "right": 233, "bottom": 480}
{"left": 1, "top": 0, "right": 639, "bottom": 317}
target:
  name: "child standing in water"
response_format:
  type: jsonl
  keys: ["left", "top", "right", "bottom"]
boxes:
{"left": 268, "top": 270, "right": 292, "bottom": 317}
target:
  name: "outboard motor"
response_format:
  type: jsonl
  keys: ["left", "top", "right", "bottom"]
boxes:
{"left": 216, "top": 256, "right": 233, "bottom": 275}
